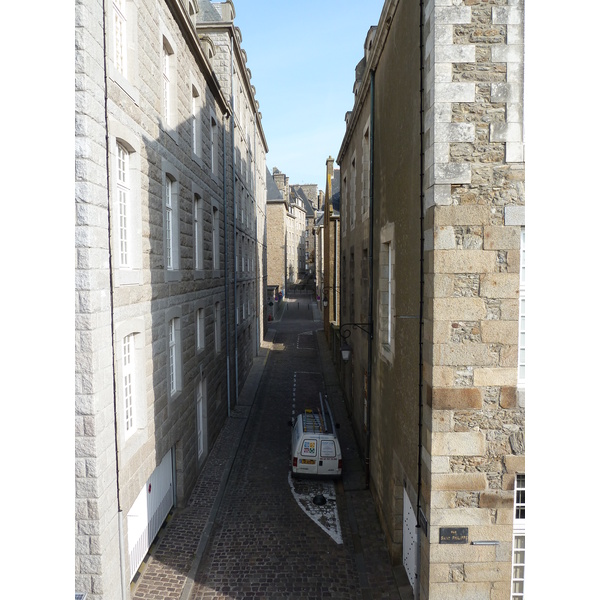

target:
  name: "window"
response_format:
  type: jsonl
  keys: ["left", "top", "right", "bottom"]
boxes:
{"left": 196, "top": 377, "right": 207, "bottom": 460}
{"left": 511, "top": 473, "right": 526, "bottom": 599}
{"left": 210, "top": 113, "right": 218, "bottom": 175}
{"left": 350, "top": 155, "right": 356, "bottom": 229}
{"left": 111, "top": 127, "right": 142, "bottom": 285}
{"left": 163, "top": 167, "right": 179, "bottom": 276}
{"left": 116, "top": 142, "right": 130, "bottom": 267}
{"left": 379, "top": 223, "right": 395, "bottom": 360}
{"left": 192, "top": 86, "right": 201, "bottom": 156}
{"left": 194, "top": 194, "right": 203, "bottom": 270}
{"left": 518, "top": 229, "right": 525, "bottom": 386}
{"left": 122, "top": 334, "right": 135, "bottom": 435}
{"left": 162, "top": 38, "right": 174, "bottom": 126}
{"left": 165, "top": 176, "right": 174, "bottom": 270}
{"left": 362, "top": 125, "right": 370, "bottom": 216}
{"left": 212, "top": 205, "right": 219, "bottom": 270}
{"left": 113, "top": 0, "right": 127, "bottom": 77}
{"left": 381, "top": 242, "right": 392, "bottom": 346}
{"left": 116, "top": 319, "right": 146, "bottom": 445}
{"left": 196, "top": 307, "right": 205, "bottom": 351}
{"left": 167, "top": 316, "right": 181, "bottom": 397}
{"left": 214, "top": 302, "right": 221, "bottom": 352}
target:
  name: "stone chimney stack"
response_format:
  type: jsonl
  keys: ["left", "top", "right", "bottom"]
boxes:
{"left": 326, "top": 156, "right": 334, "bottom": 198}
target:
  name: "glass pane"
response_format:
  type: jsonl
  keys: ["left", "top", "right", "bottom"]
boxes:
{"left": 512, "top": 580, "right": 524, "bottom": 594}
{"left": 514, "top": 535, "right": 525, "bottom": 549}
{"left": 514, "top": 550, "right": 525, "bottom": 563}
{"left": 513, "top": 565, "right": 524, "bottom": 579}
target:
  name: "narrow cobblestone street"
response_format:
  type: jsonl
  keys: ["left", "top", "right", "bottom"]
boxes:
{"left": 133, "top": 293, "right": 411, "bottom": 600}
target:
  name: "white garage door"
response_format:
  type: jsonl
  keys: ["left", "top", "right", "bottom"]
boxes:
{"left": 127, "top": 449, "right": 174, "bottom": 580}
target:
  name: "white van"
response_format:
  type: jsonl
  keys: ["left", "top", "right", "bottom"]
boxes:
{"left": 290, "top": 394, "right": 342, "bottom": 479}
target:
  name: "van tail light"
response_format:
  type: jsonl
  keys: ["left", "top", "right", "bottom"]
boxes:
{"left": 293, "top": 457, "right": 297, "bottom": 468}
{"left": 338, "top": 459, "right": 342, "bottom": 470}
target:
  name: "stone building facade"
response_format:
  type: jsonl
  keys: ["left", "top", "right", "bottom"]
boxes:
{"left": 266, "top": 167, "right": 307, "bottom": 293}
{"left": 321, "top": 156, "right": 341, "bottom": 343}
{"left": 336, "top": 1, "right": 525, "bottom": 599}
{"left": 75, "top": 0, "right": 267, "bottom": 597}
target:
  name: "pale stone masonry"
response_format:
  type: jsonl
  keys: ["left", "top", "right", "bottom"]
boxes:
{"left": 336, "top": 1, "right": 525, "bottom": 599}
{"left": 75, "top": 1, "right": 268, "bottom": 597}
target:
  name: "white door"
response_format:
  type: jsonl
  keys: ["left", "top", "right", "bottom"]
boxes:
{"left": 127, "top": 449, "right": 174, "bottom": 580}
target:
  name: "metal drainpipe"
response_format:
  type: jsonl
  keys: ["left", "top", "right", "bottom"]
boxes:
{"left": 365, "top": 68, "right": 375, "bottom": 490}
{"left": 231, "top": 34, "right": 239, "bottom": 404}
{"left": 416, "top": 0, "right": 426, "bottom": 596}
{"left": 223, "top": 104, "right": 231, "bottom": 418}
{"left": 100, "top": 2, "right": 127, "bottom": 596}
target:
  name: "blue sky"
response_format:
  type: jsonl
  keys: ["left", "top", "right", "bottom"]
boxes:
{"left": 232, "top": 0, "right": 385, "bottom": 189}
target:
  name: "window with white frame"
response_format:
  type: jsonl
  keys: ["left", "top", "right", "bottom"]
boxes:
{"left": 116, "top": 142, "right": 131, "bottom": 268}
{"left": 165, "top": 176, "right": 174, "bottom": 270}
{"left": 212, "top": 205, "right": 219, "bottom": 270}
{"left": 518, "top": 228, "right": 525, "bottom": 386}
{"left": 117, "top": 320, "right": 146, "bottom": 444}
{"left": 196, "top": 376, "right": 207, "bottom": 460}
{"left": 192, "top": 86, "right": 201, "bottom": 157}
{"left": 511, "top": 473, "right": 526, "bottom": 600}
{"left": 168, "top": 316, "right": 181, "bottom": 397}
{"left": 350, "top": 155, "right": 356, "bottom": 229}
{"left": 214, "top": 302, "right": 221, "bottom": 352}
{"left": 194, "top": 194, "right": 203, "bottom": 270}
{"left": 362, "top": 125, "right": 370, "bottom": 217}
{"left": 379, "top": 223, "right": 395, "bottom": 360}
{"left": 162, "top": 38, "right": 174, "bottom": 126}
{"left": 381, "top": 242, "right": 392, "bottom": 346}
{"left": 122, "top": 333, "right": 135, "bottom": 435}
{"left": 113, "top": 0, "right": 127, "bottom": 77}
{"left": 210, "top": 113, "right": 218, "bottom": 175}
{"left": 196, "top": 307, "right": 205, "bottom": 351}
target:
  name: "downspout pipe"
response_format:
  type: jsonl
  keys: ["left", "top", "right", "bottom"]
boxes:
{"left": 416, "top": 0, "right": 426, "bottom": 597}
{"left": 101, "top": 2, "right": 127, "bottom": 596}
{"left": 231, "top": 34, "right": 239, "bottom": 404}
{"left": 365, "top": 68, "right": 375, "bottom": 489}
{"left": 223, "top": 102, "right": 231, "bottom": 417}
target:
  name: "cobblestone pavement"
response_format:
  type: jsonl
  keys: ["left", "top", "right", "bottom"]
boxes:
{"left": 132, "top": 293, "right": 412, "bottom": 600}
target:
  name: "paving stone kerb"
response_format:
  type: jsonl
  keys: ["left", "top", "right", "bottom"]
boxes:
{"left": 132, "top": 294, "right": 408, "bottom": 600}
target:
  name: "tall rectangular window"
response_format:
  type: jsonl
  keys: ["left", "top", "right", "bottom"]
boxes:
{"left": 162, "top": 40, "right": 174, "bottom": 126}
{"left": 381, "top": 242, "right": 392, "bottom": 346}
{"left": 196, "top": 307, "right": 205, "bottom": 351}
{"left": 165, "top": 177, "right": 174, "bottom": 270}
{"left": 212, "top": 206, "right": 219, "bottom": 270}
{"left": 214, "top": 302, "right": 221, "bottom": 352}
{"left": 511, "top": 473, "right": 526, "bottom": 599}
{"left": 192, "top": 86, "right": 201, "bottom": 156}
{"left": 122, "top": 334, "right": 135, "bottom": 434}
{"left": 350, "top": 156, "right": 356, "bottom": 229}
{"left": 113, "top": 0, "right": 127, "bottom": 77}
{"left": 116, "top": 143, "right": 130, "bottom": 267}
{"left": 362, "top": 126, "right": 370, "bottom": 216}
{"left": 168, "top": 318, "right": 179, "bottom": 395}
{"left": 196, "top": 378, "right": 207, "bottom": 460}
{"left": 210, "top": 115, "right": 218, "bottom": 175}
{"left": 194, "top": 195, "right": 203, "bottom": 270}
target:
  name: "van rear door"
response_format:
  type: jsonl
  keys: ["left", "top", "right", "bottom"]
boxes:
{"left": 297, "top": 436, "right": 318, "bottom": 475}
{"left": 317, "top": 438, "right": 341, "bottom": 477}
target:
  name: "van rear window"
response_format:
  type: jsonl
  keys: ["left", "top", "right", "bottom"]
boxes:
{"left": 301, "top": 439, "right": 317, "bottom": 456}
{"left": 321, "top": 440, "right": 336, "bottom": 457}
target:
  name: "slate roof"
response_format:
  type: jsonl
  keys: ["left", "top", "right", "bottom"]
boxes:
{"left": 291, "top": 186, "right": 315, "bottom": 218}
{"left": 331, "top": 170, "right": 340, "bottom": 212}
{"left": 266, "top": 166, "right": 283, "bottom": 202}
{"left": 196, "top": 0, "right": 222, "bottom": 21}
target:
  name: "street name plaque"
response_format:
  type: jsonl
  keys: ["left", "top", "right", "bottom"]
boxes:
{"left": 439, "top": 527, "right": 468, "bottom": 544}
